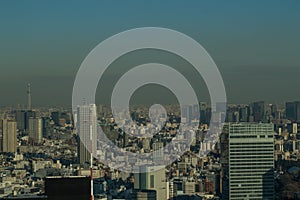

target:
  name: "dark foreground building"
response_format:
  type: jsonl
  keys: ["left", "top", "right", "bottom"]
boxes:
{"left": 45, "top": 176, "right": 90, "bottom": 200}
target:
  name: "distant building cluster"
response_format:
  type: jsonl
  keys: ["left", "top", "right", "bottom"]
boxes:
{"left": 0, "top": 100, "right": 300, "bottom": 199}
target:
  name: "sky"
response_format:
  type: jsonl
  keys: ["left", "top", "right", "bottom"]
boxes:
{"left": 0, "top": 0, "right": 300, "bottom": 107}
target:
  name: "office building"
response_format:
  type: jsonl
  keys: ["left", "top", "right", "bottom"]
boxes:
{"left": 0, "top": 119, "right": 17, "bottom": 153}
{"left": 251, "top": 101, "right": 265, "bottom": 122}
{"left": 152, "top": 141, "right": 164, "bottom": 164}
{"left": 77, "top": 104, "right": 97, "bottom": 165}
{"left": 226, "top": 123, "right": 274, "bottom": 200}
{"left": 134, "top": 165, "right": 167, "bottom": 200}
{"left": 286, "top": 101, "right": 300, "bottom": 121}
{"left": 42, "top": 117, "right": 52, "bottom": 138}
{"left": 28, "top": 118, "right": 43, "bottom": 144}
{"left": 14, "top": 110, "right": 26, "bottom": 130}
{"left": 131, "top": 189, "right": 157, "bottom": 200}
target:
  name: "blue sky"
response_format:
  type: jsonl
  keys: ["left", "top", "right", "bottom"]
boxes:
{"left": 0, "top": 0, "right": 299, "bottom": 106}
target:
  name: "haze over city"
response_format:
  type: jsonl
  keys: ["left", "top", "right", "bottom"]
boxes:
{"left": 1, "top": 0, "right": 300, "bottom": 106}
{"left": 1, "top": 1, "right": 300, "bottom": 200}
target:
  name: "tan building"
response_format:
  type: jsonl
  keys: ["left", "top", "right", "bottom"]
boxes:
{"left": 28, "top": 117, "right": 43, "bottom": 144}
{"left": 0, "top": 119, "right": 17, "bottom": 153}
{"left": 134, "top": 166, "right": 167, "bottom": 200}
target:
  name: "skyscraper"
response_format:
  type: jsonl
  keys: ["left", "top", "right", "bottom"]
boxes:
{"left": 14, "top": 110, "right": 36, "bottom": 131}
{"left": 152, "top": 141, "right": 164, "bottom": 164}
{"left": 28, "top": 118, "right": 43, "bottom": 144}
{"left": 0, "top": 119, "right": 17, "bottom": 153}
{"left": 77, "top": 104, "right": 97, "bottom": 165}
{"left": 14, "top": 110, "right": 26, "bottom": 130}
{"left": 25, "top": 110, "right": 36, "bottom": 130}
{"left": 286, "top": 101, "right": 300, "bottom": 121}
{"left": 251, "top": 101, "right": 266, "bottom": 122}
{"left": 226, "top": 123, "right": 274, "bottom": 200}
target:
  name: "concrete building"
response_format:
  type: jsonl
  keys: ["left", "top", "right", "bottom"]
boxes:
{"left": 0, "top": 119, "right": 17, "bottom": 153}
{"left": 131, "top": 189, "right": 156, "bottom": 200}
{"left": 227, "top": 123, "right": 274, "bottom": 200}
{"left": 286, "top": 101, "right": 300, "bottom": 121}
{"left": 28, "top": 118, "right": 43, "bottom": 144}
{"left": 152, "top": 141, "right": 164, "bottom": 164}
{"left": 134, "top": 165, "right": 167, "bottom": 200}
{"left": 77, "top": 104, "right": 97, "bottom": 165}
{"left": 183, "top": 181, "right": 195, "bottom": 195}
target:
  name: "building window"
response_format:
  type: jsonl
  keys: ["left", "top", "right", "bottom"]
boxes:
{"left": 150, "top": 175, "right": 154, "bottom": 188}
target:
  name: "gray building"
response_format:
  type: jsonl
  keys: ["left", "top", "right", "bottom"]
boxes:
{"left": 286, "top": 101, "right": 300, "bottom": 121}
{"left": 227, "top": 123, "right": 274, "bottom": 200}
{"left": 77, "top": 104, "right": 97, "bottom": 165}
{"left": 28, "top": 118, "right": 43, "bottom": 144}
{"left": 134, "top": 165, "right": 167, "bottom": 200}
{"left": 152, "top": 141, "right": 164, "bottom": 164}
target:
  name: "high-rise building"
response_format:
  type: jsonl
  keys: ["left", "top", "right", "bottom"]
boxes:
{"left": 42, "top": 117, "right": 52, "bottom": 138}
{"left": 251, "top": 101, "right": 266, "bottom": 122}
{"left": 28, "top": 118, "right": 43, "bottom": 144}
{"left": 0, "top": 119, "right": 17, "bottom": 153}
{"left": 14, "top": 110, "right": 36, "bottom": 131}
{"left": 14, "top": 110, "right": 26, "bottom": 130}
{"left": 77, "top": 104, "right": 97, "bottom": 165}
{"left": 239, "top": 106, "right": 249, "bottom": 122}
{"left": 134, "top": 166, "right": 167, "bottom": 200}
{"left": 152, "top": 141, "right": 164, "bottom": 164}
{"left": 199, "top": 102, "right": 208, "bottom": 123}
{"left": 286, "top": 101, "right": 300, "bottom": 121}
{"left": 25, "top": 110, "right": 36, "bottom": 130}
{"left": 226, "top": 123, "right": 274, "bottom": 200}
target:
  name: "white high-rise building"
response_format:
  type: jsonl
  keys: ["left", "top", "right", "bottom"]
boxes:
{"left": 152, "top": 141, "right": 164, "bottom": 164}
{"left": 227, "top": 123, "right": 274, "bottom": 200}
{"left": 77, "top": 104, "right": 97, "bottom": 165}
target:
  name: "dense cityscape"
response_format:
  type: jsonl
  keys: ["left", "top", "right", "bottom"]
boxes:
{"left": 1, "top": 89, "right": 300, "bottom": 199}
{"left": 1, "top": 1, "right": 299, "bottom": 200}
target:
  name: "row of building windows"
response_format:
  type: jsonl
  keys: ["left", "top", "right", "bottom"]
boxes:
{"left": 230, "top": 176, "right": 273, "bottom": 180}
{"left": 230, "top": 152, "right": 274, "bottom": 156}
{"left": 230, "top": 149, "right": 274, "bottom": 152}
{"left": 230, "top": 142, "right": 274, "bottom": 145}
{"left": 230, "top": 172, "right": 273, "bottom": 176}
{"left": 229, "top": 135, "right": 274, "bottom": 138}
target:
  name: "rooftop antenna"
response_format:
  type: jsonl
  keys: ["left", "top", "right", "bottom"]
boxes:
{"left": 27, "top": 83, "right": 31, "bottom": 110}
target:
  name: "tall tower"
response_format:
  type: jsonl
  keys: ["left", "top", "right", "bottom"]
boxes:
{"left": 28, "top": 117, "right": 43, "bottom": 144}
{"left": 27, "top": 83, "right": 32, "bottom": 110}
{"left": 77, "top": 104, "right": 97, "bottom": 165}
{"left": 226, "top": 123, "right": 274, "bottom": 200}
{"left": 0, "top": 119, "right": 17, "bottom": 153}
{"left": 76, "top": 104, "right": 97, "bottom": 200}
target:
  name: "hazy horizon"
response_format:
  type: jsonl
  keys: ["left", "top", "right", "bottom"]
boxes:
{"left": 1, "top": 1, "right": 300, "bottom": 107}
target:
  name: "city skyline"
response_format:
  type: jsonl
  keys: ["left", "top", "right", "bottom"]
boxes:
{"left": 1, "top": 1, "right": 300, "bottom": 199}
